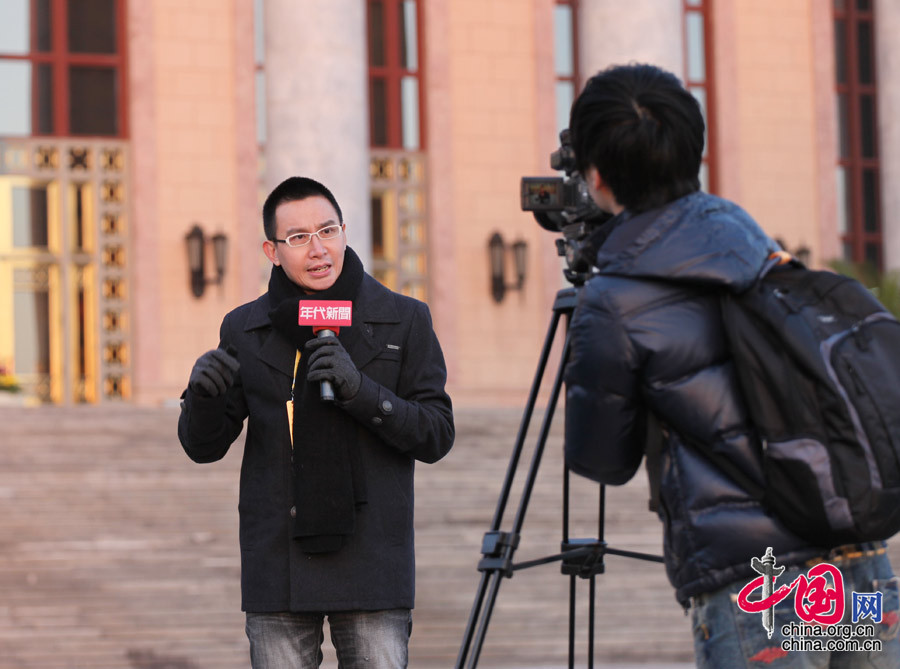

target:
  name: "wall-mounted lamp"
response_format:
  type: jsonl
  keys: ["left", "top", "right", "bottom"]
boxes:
{"left": 488, "top": 232, "right": 527, "bottom": 303}
{"left": 185, "top": 224, "right": 228, "bottom": 298}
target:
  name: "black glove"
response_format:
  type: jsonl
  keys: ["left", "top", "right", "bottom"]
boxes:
{"left": 189, "top": 348, "right": 240, "bottom": 397}
{"left": 305, "top": 336, "right": 361, "bottom": 401}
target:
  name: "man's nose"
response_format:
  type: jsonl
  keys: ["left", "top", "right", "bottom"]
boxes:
{"left": 308, "top": 234, "right": 325, "bottom": 255}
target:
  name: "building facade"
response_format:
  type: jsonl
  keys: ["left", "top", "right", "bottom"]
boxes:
{"left": 1, "top": 0, "right": 899, "bottom": 406}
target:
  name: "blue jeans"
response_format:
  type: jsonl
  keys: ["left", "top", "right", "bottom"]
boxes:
{"left": 245, "top": 609, "right": 412, "bottom": 668}
{"left": 691, "top": 545, "right": 900, "bottom": 668}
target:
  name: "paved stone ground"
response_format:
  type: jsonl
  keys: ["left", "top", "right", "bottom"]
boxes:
{"left": 0, "top": 405, "right": 897, "bottom": 668}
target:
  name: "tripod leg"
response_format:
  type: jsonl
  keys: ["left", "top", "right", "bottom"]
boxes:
{"left": 465, "top": 571, "right": 504, "bottom": 669}
{"left": 490, "top": 307, "right": 565, "bottom": 529}
{"left": 589, "top": 576, "right": 596, "bottom": 669}
{"left": 569, "top": 574, "right": 577, "bottom": 669}
{"left": 510, "top": 327, "right": 571, "bottom": 533}
{"left": 456, "top": 288, "right": 578, "bottom": 668}
{"left": 456, "top": 571, "right": 489, "bottom": 668}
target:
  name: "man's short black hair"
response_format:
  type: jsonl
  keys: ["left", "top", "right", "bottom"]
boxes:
{"left": 570, "top": 63, "right": 704, "bottom": 213}
{"left": 263, "top": 177, "right": 343, "bottom": 240}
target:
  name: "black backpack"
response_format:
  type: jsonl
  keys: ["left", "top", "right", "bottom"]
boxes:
{"left": 721, "top": 254, "right": 900, "bottom": 547}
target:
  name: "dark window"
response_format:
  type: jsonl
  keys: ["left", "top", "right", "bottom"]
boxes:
{"left": 834, "top": 1, "right": 880, "bottom": 268}
{"left": 36, "top": 0, "right": 52, "bottom": 51}
{"left": 554, "top": 1, "right": 578, "bottom": 137}
{"left": 74, "top": 183, "right": 86, "bottom": 249}
{"left": 862, "top": 169, "right": 878, "bottom": 233}
{"left": 368, "top": 1, "right": 385, "bottom": 67}
{"left": 366, "top": 0, "right": 423, "bottom": 150}
{"left": 683, "top": 0, "right": 717, "bottom": 193}
{"left": 366, "top": 2, "right": 427, "bottom": 297}
{"left": 69, "top": 65, "right": 118, "bottom": 135}
{"left": 859, "top": 94, "right": 875, "bottom": 158}
{"left": 370, "top": 78, "right": 388, "bottom": 147}
{"left": 857, "top": 21, "right": 872, "bottom": 83}
{"left": 0, "top": 0, "right": 126, "bottom": 137}
{"left": 836, "top": 93, "right": 849, "bottom": 158}
{"left": 36, "top": 63, "right": 54, "bottom": 133}
{"left": 834, "top": 20, "right": 847, "bottom": 83}
{"left": 68, "top": 0, "right": 116, "bottom": 54}
{"left": 371, "top": 194, "right": 385, "bottom": 259}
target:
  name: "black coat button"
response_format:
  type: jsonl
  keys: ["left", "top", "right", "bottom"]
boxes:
{"left": 381, "top": 400, "right": 393, "bottom": 414}
{"left": 290, "top": 506, "right": 296, "bottom": 518}
{"left": 371, "top": 417, "right": 383, "bottom": 426}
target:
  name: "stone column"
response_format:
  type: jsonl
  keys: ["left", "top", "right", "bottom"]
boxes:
{"left": 263, "top": 0, "right": 372, "bottom": 265}
{"left": 876, "top": 0, "right": 900, "bottom": 271}
{"left": 577, "top": 0, "right": 684, "bottom": 84}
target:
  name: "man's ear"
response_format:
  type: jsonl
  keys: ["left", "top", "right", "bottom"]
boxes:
{"left": 587, "top": 166, "right": 603, "bottom": 192}
{"left": 584, "top": 165, "right": 625, "bottom": 215}
{"left": 263, "top": 239, "right": 280, "bottom": 266}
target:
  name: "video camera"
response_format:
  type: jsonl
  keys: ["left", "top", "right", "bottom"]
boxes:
{"left": 520, "top": 129, "right": 611, "bottom": 284}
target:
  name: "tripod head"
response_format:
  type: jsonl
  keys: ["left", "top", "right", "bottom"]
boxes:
{"left": 520, "top": 129, "right": 614, "bottom": 286}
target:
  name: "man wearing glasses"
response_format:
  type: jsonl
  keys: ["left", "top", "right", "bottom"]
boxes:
{"left": 178, "top": 176, "right": 455, "bottom": 668}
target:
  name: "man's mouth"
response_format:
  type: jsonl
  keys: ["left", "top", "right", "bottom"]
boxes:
{"left": 308, "top": 263, "right": 331, "bottom": 277}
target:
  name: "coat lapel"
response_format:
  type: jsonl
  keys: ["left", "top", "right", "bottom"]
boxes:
{"left": 244, "top": 293, "right": 294, "bottom": 378}
{"left": 258, "top": 330, "right": 296, "bottom": 378}
{"left": 343, "top": 275, "right": 401, "bottom": 370}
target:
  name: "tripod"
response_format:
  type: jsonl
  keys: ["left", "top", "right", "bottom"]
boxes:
{"left": 455, "top": 286, "right": 664, "bottom": 669}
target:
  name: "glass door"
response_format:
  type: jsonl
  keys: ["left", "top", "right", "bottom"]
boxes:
{"left": 0, "top": 176, "right": 62, "bottom": 403}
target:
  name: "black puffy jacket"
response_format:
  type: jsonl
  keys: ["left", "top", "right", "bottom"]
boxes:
{"left": 564, "top": 191, "right": 822, "bottom": 606}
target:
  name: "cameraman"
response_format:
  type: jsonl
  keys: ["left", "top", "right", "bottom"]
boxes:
{"left": 564, "top": 63, "right": 899, "bottom": 667}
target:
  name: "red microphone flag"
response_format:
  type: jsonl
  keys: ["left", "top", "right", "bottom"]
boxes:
{"left": 297, "top": 300, "right": 353, "bottom": 334}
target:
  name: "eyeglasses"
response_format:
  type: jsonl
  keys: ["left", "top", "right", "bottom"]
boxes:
{"left": 273, "top": 224, "right": 343, "bottom": 248}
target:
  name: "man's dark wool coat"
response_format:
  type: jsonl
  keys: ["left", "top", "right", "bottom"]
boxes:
{"left": 178, "top": 273, "right": 454, "bottom": 612}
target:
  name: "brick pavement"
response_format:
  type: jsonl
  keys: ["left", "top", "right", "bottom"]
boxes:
{"left": 0, "top": 405, "right": 896, "bottom": 668}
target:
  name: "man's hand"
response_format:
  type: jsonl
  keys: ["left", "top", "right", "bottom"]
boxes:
{"left": 305, "top": 336, "right": 361, "bottom": 401}
{"left": 189, "top": 348, "right": 240, "bottom": 397}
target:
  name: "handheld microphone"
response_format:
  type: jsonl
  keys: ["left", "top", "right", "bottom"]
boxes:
{"left": 311, "top": 327, "right": 338, "bottom": 401}
{"left": 297, "top": 300, "right": 353, "bottom": 401}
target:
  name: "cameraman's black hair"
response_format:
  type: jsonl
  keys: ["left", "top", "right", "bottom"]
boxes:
{"left": 569, "top": 63, "right": 704, "bottom": 213}
{"left": 262, "top": 176, "right": 343, "bottom": 240}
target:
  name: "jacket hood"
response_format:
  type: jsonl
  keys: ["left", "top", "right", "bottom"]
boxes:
{"left": 593, "top": 191, "right": 779, "bottom": 293}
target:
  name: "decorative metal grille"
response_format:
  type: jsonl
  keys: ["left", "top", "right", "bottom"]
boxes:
{"left": 369, "top": 150, "right": 428, "bottom": 300}
{"left": 0, "top": 137, "right": 130, "bottom": 404}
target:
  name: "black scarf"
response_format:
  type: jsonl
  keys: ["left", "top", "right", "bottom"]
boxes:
{"left": 268, "top": 247, "right": 367, "bottom": 553}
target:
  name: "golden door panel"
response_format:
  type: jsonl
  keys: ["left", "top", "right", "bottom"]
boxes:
{"left": 0, "top": 153, "right": 123, "bottom": 404}
{"left": 0, "top": 176, "right": 60, "bottom": 403}
{"left": 369, "top": 151, "right": 428, "bottom": 299}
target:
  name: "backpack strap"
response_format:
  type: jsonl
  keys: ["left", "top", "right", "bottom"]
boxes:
{"left": 644, "top": 412, "right": 665, "bottom": 513}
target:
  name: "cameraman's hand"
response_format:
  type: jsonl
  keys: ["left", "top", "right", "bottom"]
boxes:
{"left": 189, "top": 348, "right": 240, "bottom": 397}
{"left": 305, "top": 336, "right": 361, "bottom": 401}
